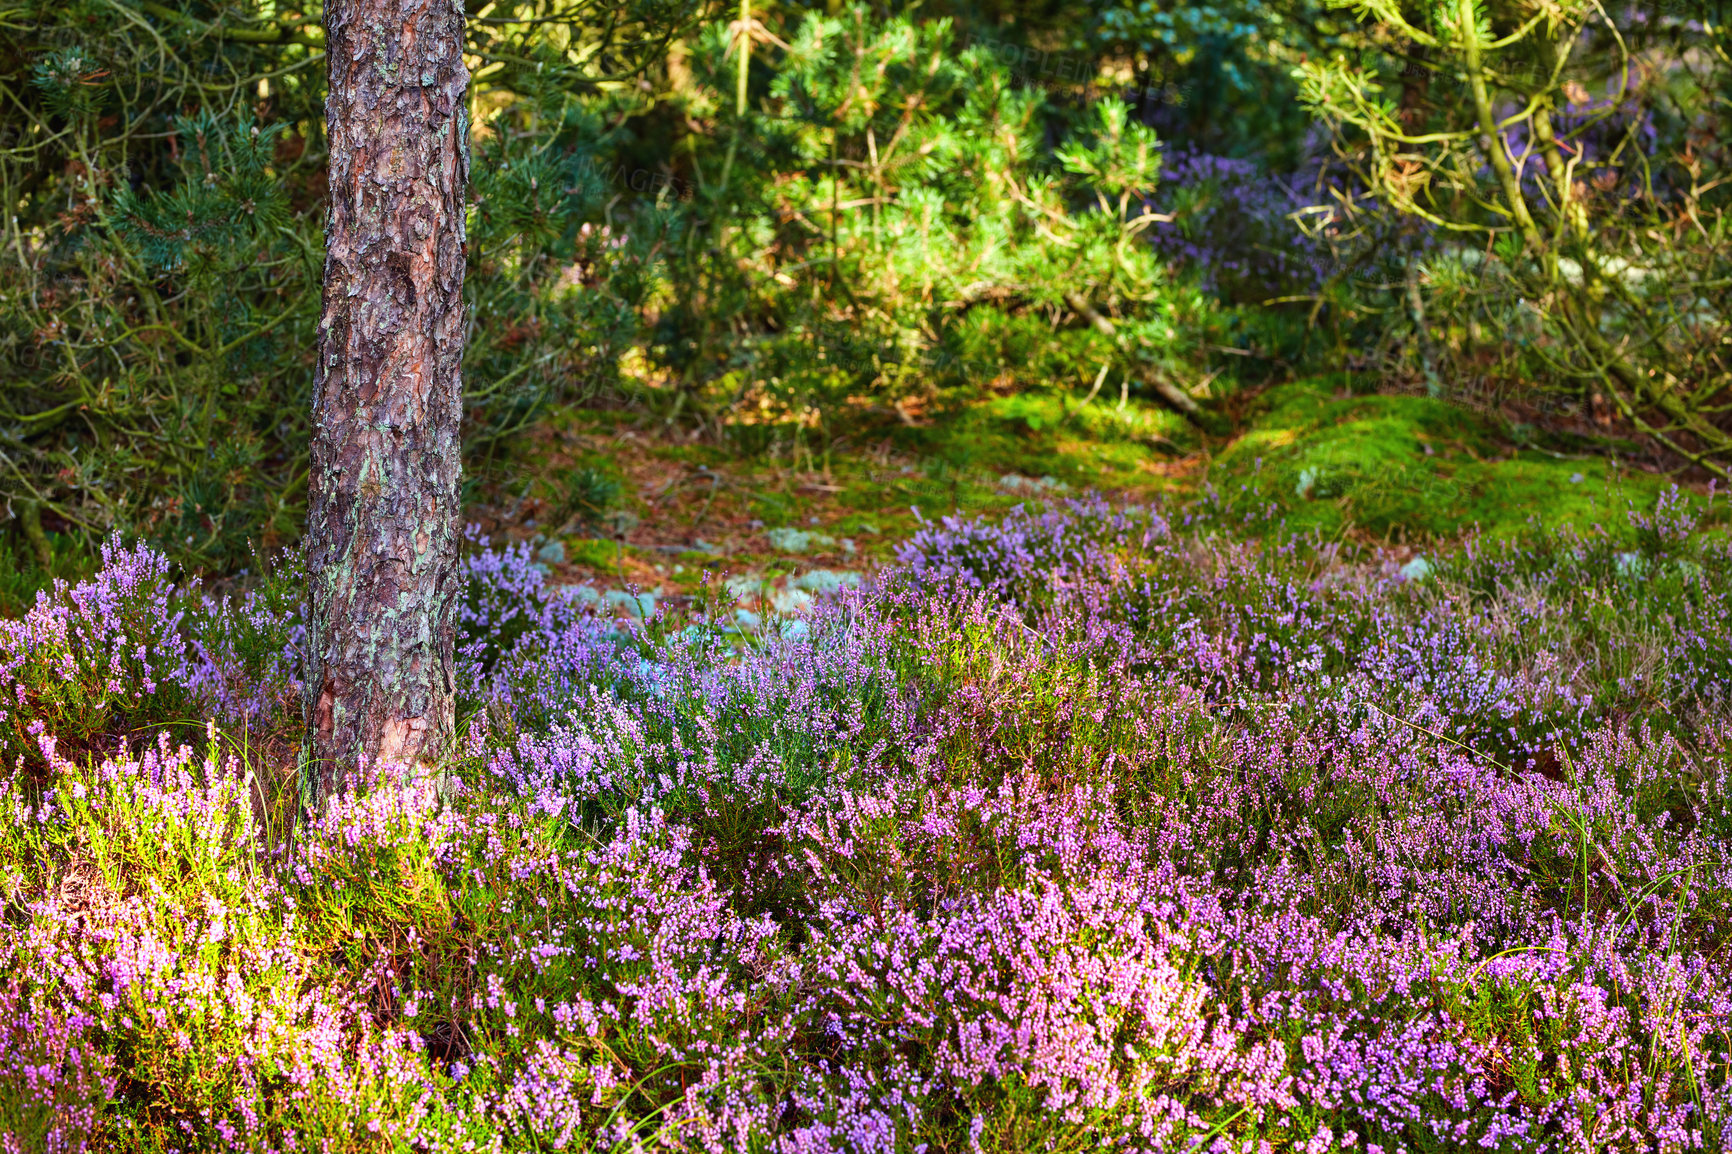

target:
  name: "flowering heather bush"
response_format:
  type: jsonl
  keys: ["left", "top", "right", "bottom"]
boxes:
{"left": 3, "top": 490, "right": 1732, "bottom": 1149}
{"left": 0, "top": 543, "right": 304, "bottom": 770}
{"left": 0, "top": 981, "right": 114, "bottom": 1152}
{"left": 0, "top": 540, "right": 192, "bottom": 770}
{"left": 1147, "top": 152, "right": 1335, "bottom": 304}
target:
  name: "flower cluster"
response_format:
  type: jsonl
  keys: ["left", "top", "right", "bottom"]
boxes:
{"left": 0, "top": 980, "right": 114, "bottom": 1153}
{"left": 2, "top": 491, "right": 1730, "bottom": 1149}
{"left": 1145, "top": 151, "right": 1344, "bottom": 302}
{"left": 0, "top": 539, "right": 191, "bottom": 768}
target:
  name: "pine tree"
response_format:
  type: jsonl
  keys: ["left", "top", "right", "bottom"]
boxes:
{"left": 302, "top": 0, "right": 471, "bottom": 803}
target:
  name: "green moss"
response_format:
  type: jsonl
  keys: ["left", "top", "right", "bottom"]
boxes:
{"left": 886, "top": 391, "right": 1197, "bottom": 494}
{"left": 1214, "top": 379, "right": 1686, "bottom": 541}
{"left": 565, "top": 537, "right": 624, "bottom": 569}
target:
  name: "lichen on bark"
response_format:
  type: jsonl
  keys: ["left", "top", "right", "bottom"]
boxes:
{"left": 303, "top": 0, "right": 469, "bottom": 807}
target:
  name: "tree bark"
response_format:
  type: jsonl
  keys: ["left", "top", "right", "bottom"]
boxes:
{"left": 303, "top": 0, "right": 469, "bottom": 808}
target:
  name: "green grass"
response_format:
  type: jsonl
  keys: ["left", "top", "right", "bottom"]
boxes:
{"left": 0, "top": 532, "right": 93, "bottom": 618}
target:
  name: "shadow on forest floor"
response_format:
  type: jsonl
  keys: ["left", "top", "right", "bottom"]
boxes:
{"left": 467, "top": 375, "right": 1705, "bottom": 608}
{"left": 0, "top": 375, "right": 1707, "bottom": 620}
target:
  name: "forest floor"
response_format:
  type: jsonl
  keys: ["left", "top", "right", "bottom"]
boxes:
{"left": 473, "top": 375, "right": 1700, "bottom": 616}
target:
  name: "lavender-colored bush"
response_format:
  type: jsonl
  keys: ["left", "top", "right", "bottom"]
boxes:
{"left": 1147, "top": 152, "right": 1334, "bottom": 303}
{"left": 0, "top": 540, "right": 192, "bottom": 769}
{"left": 0, "top": 982, "right": 115, "bottom": 1153}
{"left": 2, "top": 492, "right": 1730, "bottom": 1149}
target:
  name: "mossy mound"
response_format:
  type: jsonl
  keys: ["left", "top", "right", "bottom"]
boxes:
{"left": 1214, "top": 379, "right": 1688, "bottom": 542}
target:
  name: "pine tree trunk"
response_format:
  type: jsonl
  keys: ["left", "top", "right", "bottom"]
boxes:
{"left": 303, "top": 0, "right": 469, "bottom": 808}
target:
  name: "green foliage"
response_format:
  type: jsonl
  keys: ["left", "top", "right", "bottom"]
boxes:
{"left": 110, "top": 114, "right": 293, "bottom": 270}
{"left": 16, "top": 0, "right": 1720, "bottom": 584}
{"left": 0, "top": 531, "right": 90, "bottom": 619}
{"left": 1294, "top": 0, "right": 1732, "bottom": 474}
{"left": 543, "top": 465, "right": 626, "bottom": 534}
{"left": 1092, "top": 0, "right": 1340, "bottom": 163}
{"left": 0, "top": 0, "right": 339, "bottom": 569}
{"left": 460, "top": 118, "right": 682, "bottom": 462}
{"left": 0, "top": 0, "right": 709, "bottom": 579}
{"left": 621, "top": 5, "right": 1229, "bottom": 450}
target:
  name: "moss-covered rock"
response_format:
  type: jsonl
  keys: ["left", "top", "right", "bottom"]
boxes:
{"left": 1214, "top": 379, "right": 1686, "bottom": 541}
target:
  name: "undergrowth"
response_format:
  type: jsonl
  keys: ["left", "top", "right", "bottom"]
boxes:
{"left": 2, "top": 485, "right": 1732, "bottom": 1150}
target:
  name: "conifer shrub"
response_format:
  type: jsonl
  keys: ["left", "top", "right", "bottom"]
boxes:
{"left": 0, "top": 0, "right": 699, "bottom": 580}
{"left": 3, "top": 0, "right": 1264, "bottom": 583}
